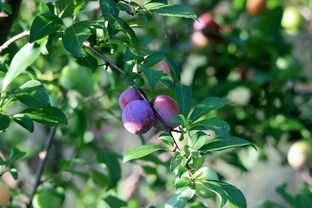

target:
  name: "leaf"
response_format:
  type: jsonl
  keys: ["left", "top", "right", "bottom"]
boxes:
{"left": 200, "top": 136, "right": 254, "bottom": 152}
{"left": 123, "top": 144, "right": 165, "bottom": 162}
{"left": 56, "top": 0, "right": 86, "bottom": 18}
{"left": 62, "top": 23, "right": 91, "bottom": 57}
{"left": 190, "top": 97, "right": 228, "bottom": 122}
{"left": 22, "top": 106, "right": 67, "bottom": 126}
{"left": 175, "top": 84, "right": 192, "bottom": 117}
{"left": 165, "top": 194, "right": 187, "bottom": 208}
{"left": 0, "top": 114, "right": 10, "bottom": 131}
{"left": 191, "top": 118, "right": 230, "bottom": 137}
{"left": 13, "top": 80, "right": 50, "bottom": 109}
{"left": 2, "top": 43, "right": 41, "bottom": 91}
{"left": 97, "top": 151, "right": 121, "bottom": 189}
{"left": 143, "top": 53, "right": 165, "bottom": 67}
{"left": 142, "top": 66, "right": 164, "bottom": 89}
{"left": 170, "top": 152, "right": 186, "bottom": 175}
{"left": 103, "top": 195, "right": 127, "bottom": 208}
{"left": 90, "top": 169, "right": 109, "bottom": 188}
{"left": 13, "top": 114, "right": 35, "bottom": 133}
{"left": 30, "top": 13, "right": 64, "bottom": 43}
{"left": 189, "top": 131, "right": 207, "bottom": 150}
{"left": 145, "top": 4, "right": 196, "bottom": 19}
{"left": 159, "top": 133, "right": 174, "bottom": 148}
{"left": 201, "top": 180, "right": 247, "bottom": 208}
{"left": 99, "top": 0, "right": 119, "bottom": 17}
{"left": 7, "top": 147, "right": 26, "bottom": 165}
{"left": 9, "top": 168, "right": 18, "bottom": 180}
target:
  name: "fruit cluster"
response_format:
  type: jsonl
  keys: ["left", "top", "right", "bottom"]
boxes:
{"left": 119, "top": 88, "right": 180, "bottom": 134}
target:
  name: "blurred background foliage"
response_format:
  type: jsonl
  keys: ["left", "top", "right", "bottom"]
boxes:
{"left": 0, "top": 0, "right": 312, "bottom": 207}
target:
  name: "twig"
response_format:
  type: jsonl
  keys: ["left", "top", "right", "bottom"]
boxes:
{"left": 0, "top": 30, "right": 30, "bottom": 54}
{"left": 26, "top": 126, "right": 58, "bottom": 208}
{"left": 82, "top": 42, "right": 192, "bottom": 170}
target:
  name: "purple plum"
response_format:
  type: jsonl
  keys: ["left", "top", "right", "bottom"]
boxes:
{"left": 122, "top": 100, "right": 155, "bottom": 134}
{"left": 119, "top": 88, "right": 143, "bottom": 110}
{"left": 151, "top": 95, "right": 180, "bottom": 130}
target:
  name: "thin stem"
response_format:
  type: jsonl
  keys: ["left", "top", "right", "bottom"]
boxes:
{"left": 26, "top": 126, "right": 58, "bottom": 208}
{"left": 0, "top": 30, "right": 30, "bottom": 54}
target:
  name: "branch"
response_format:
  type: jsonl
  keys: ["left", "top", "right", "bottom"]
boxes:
{"left": 0, "top": 30, "right": 30, "bottom": 54}
{"left": 26, "top": 126, "right": 58, "bottom": 208}
{"left": 82, "top": 42, "right": 191, "bottom": 170}
{"left": 0, "top": 0, "right": 23, "bottom": 44}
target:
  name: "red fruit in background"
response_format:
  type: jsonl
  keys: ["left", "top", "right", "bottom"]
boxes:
{"left": 159, "top": 60, "right": 171, "bottom": 75}
{"left": 0, "top": 181, "right": 10, "bottom": 206}
{"left": 122, "top": 100, "right": 155, "bottom": 134}
{"left": 151, "top": 95, "right": 180, "bottom": 130}
{"left": 119, "top": 88, "right": 144, "bottom": 110}
{"left": 246, "top": 0, "right": 266, "bottom": 16}
{"left": 194, "top": 13, "right": 220, "bottom": 31}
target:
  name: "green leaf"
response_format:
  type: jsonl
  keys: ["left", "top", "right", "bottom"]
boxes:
{"left": 99, "top": 0, "right": 119, "bottom": 17}
{"left": 76, "top": 49, "right": 98, "bottom": 70}
{"left": 189, "top": 131, "right": 207, "bottom": 150}
{"left": 201, "top": 180, "right": 247, "bottom": 208}
{"left": 200, "top": 136, "right": 253, "bottom": 152}
{"left": 143, "top": 53, "right": 165, "bottom": 67}
{"left": 13, "top": 114, "right": 35, "bottom": 133}
{"left": 142, "top": 66, "right": 164, "bottom": 89}
{"left": 7, "top": 147, "right": 26, "bottom": 165}
{"left": 97, "top": 151, "right": 121, "bottom": 189}
{"left": 62, "top": 23, "right": 91, "bottom": 57}
{"left": 90, "top": 169, "right": 109, "bottom": 188}
{"left": 190, "top": 97, "right": 228, "bottom": 122}
{"left": 159, "top": 133, "right": 174, "bottom": 148}
{"left": 30, "top": 13, "right": 64, "bottom": 43}
{"left": 191, "top": 118, "right": 230, "bottom": 137}
{"left": 175, "top": 84, "right": 192, "bottom": 117}
{"left": 165, "top": 194, "right": 187, "bottom": 208}
{"left": 2, "top": 43, "right": 41, "bottom": 91}
{"left": 103, "top": 195, "right": 127, "bottom": 208}
{"left": 22, "top": 106, "right": 67, "bottom": 126}
{"left": 56, "top": 0, "right": 86, "bottom": 18}
{"left": 123, "top": 144, "right": 165, "bottom": 162}
{"left": 0, "top": 114, "right": 10, "bottom": 131}
{"left": 0, "top": 156, "right": 5, "bottom": 165}
{"left": 145, "top": 4, "right": 196, "bottom": 19}
{"left": 13, "top": 80, "right": 50, "bottom": 109}
{"left": 170, "top": 152, "right": 186, "bottom": 175}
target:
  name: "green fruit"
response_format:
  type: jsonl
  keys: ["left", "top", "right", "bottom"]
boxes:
{"left": 33, "top": 186, "right": 65, "bottom": 208}
{"left": 194, "top": 167, "right": 219, "bottom": 198}
{"left": 281, "top": 7, "right": 301, "bottom": 34}
{"left": 288, "top": 140, "right": 312, "bottom": 169}
{"left": 60, "top": 66, "right": 94, "bottom": 96}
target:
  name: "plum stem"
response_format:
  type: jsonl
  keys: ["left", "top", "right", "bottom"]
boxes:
{"left": 83, "top": 42, "right": 192, "bottom": 170}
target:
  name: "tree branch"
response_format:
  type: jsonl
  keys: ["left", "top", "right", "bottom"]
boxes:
{"left": 26, "top": 126, "right": 58, "bottom": 208}
{"left": 82, "top": 42, "right": 191, "bottom": 170}
{"left": 0, "top": 30, "right": 29, "bottom": 54}
{"left": 0, "top": 0, "right": 23, "bottom": 44}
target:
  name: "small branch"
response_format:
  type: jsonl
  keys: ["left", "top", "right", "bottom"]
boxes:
{"left": 26, "top": 126, "right": 58, "bottom": 208}
{"left": 0, "top": 0, "right": 23, "bottom": 44}
{"left": 82, "top": 42, "right": 192, "bottom": 170}
{"left": 0, "top": 30, "right": 30, "bottom": 54}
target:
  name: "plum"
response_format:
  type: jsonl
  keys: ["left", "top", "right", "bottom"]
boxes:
{"left": 151, "top": 95, "right": 179, "bottom": 130}
{"left": 246, "top": 0, "right": 266, "bottom": 16}
{"left": 122, "top": 100, "right": 155, "bottom": 134}
{"left": 194, "top": 13, "right": 219, "bottom": 31}
{"left": 0, "top": 181, "right": 10, "bottom": 206}
{"left": 119, "top": 88, "right": 144, "bottom": 110}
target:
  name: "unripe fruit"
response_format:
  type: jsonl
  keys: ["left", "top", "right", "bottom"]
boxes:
{"left": 151, "top": 95, "right": 179, "bottom": 130}
{"left": 0, "top": 181, "right": 10, "bottom": 206}
{"left": 281, "top": 7, "right": 301, "bottom": 34}
{"left": 33, "top": 186, "right": 65, "bottom": 208}
{"left": 246, "top": 0, "right": 266, "bottom": 16}
{"left": 287, "top": 140, "right": 312, "bottom": 169}
{"left": 119, "top": 88, "right": 143, "bottom": 110}
{"left": 193, "top": 13, "right": 220, "bottom": 40}
{"left": 59, "top": 66, "right": 94, "bottom": 96}
{"left": 191, "top": 31, "right": 209, "bottom": 48}
{"left": 194, "top": 167, "right": 219, "bottom": 198}
{"left": 122, "top": 100, "right": 155, "bottom": 134}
